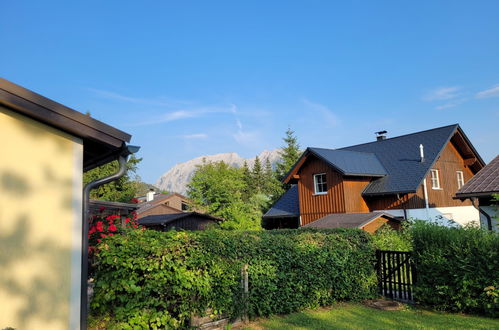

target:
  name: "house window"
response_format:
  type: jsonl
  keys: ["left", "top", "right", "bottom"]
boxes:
{"left": 456, "top": 171, "right": 464, "bottom": 189}
{"left": 181, "top": 202, "right": 189, "bottom": 211}
{"left": 313, "top": 173, "right": 327, "bottom": 194}
{"left": 430, "top": 169, "right": 441, "bottom": 189}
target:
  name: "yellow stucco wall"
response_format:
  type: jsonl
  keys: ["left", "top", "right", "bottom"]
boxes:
{"left": 0, "top": 106, "right": 82, "bottom": 330}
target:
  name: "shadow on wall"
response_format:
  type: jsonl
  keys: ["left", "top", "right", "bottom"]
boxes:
{"left": 0, "top": 216, "right": 74, "bottom": 329}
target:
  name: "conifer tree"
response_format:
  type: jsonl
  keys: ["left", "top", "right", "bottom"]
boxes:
{"left": 275, "top": 128, "right": 301, "bottom": 182}
{"left": 252, "top": 156, "right": 265, "bottom": 193}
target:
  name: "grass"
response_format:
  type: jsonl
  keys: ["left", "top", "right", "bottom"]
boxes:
{"left": 241, "top": 303, "right": 499, "bottom": 330}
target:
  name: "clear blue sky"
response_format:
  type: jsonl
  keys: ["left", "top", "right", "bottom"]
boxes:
{"left": 2, "top": 1, "right": 498, "bottom": 183}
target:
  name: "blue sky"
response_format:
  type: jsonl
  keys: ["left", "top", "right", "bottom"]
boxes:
{"left": 2, "top": 1, "right": 498, "bottom": 183}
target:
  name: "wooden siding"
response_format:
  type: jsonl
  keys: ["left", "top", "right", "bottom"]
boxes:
{"left": 136, "top": 204, "right": 182, "bottom": 219}
{"left": 165, "top": 216, "right": 217, "bottom": 231}
{"left": 366, "top": 192, "right": 425, "bottom": 211}
{"left": 343, "top": 177, "right": 371, "bottom": 213}
{"left": 422, "top": 141, "right": 473, "bottom": 207}
{"left": 298, "top": 156, "right": 345, "bottom": 225}
{"left": 362, "top": 217, "right": 389, "bottom": 233}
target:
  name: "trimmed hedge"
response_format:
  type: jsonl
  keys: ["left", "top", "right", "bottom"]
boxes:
{"left": 412, "top": 222, "right": 499, "bottom": 317}
{"left": 91, "top": 228, "right": 377, "bottom": 328}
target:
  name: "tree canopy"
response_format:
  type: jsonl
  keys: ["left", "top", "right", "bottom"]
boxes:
{"left": 83, "top": 155, "right": 142, "bottom": 203}
{"left": 275, "top": 128, "right": 301, "bottom": 182}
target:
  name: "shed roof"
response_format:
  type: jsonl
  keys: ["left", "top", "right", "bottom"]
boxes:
{"left": 302, "top": 212, "right": 399, "bottom": 229}
{"left": 263, "top": 185, "right": 299, "bottom": 218}
{"left": 138, "top": 212, "right": 223, "bottom": 226}
{"left": 0, "top": 78, "right": 132, "bottom": 171}
{"left": 455, "top": 155, "right": 499, "bottom": 198}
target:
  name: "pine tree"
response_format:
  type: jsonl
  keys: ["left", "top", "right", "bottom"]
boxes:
{"left": 241, "top": 160, "right": 253, "bottom": 201}
{"left": 275, "top": 128, "right": 301, "bottom": 182}
{"left": 252, "top": 156, "right": 265, "bottom": 193}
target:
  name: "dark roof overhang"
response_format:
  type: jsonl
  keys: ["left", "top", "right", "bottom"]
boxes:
{"left": 0, "top": 78, "right": 132, "bottom": 171}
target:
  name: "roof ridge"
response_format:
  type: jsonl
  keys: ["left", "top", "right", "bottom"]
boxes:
{"left": 309, "top": 147, "right": 377, "bottom": 156}
{"left": 339, "top": 124, "right": 459, "bottom": 150}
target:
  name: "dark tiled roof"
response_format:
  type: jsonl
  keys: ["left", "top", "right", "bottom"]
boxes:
{"left": 263, "top": 185, "right": 299, "bottom": 218}
{"left": 340, "top": 124, "right": 459, "bottom": 195}
{"left": 302, "top": 212, "right": 398, "bottom": 229}
{"left": 138, "top": 212, "right": 222, "bottom": 226}
{"left": 455, "top": 155, "right": 499, "bottom": 198}
{"left": 308, "top": 148, "right": 387, "bottom": 176}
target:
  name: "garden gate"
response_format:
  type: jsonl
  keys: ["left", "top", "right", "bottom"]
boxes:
{"left": 376, "top": 250, "right": 416, "bottom": 302}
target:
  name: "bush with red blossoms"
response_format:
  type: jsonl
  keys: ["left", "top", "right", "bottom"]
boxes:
{"left": 88, "top": 208, "right": 142, "bottom": 257}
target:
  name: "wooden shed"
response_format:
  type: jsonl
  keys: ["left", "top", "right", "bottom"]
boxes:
{"left": 138, "top": 212, "right": 223, "bottom": 231}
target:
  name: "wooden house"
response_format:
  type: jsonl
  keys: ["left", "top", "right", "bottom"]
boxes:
{"left": 136, "top": 192, "right": 191, "bottom": 219}
{"left": 264, "top": 124, "right": 485, "bottom": 231}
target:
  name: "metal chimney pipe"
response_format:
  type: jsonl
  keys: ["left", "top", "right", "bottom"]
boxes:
{"left": 419, "top": 144, "right": 425, "bottom": 162}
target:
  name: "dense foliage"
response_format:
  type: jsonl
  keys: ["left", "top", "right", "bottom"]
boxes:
{"left": 83, "top": 155, "right": 142, "bottom": 202}
{"left": 412, "top": 222, "right": 499, "bottom": 317}
{"left": 371, "top": 223, "right": 412, "bottom": 251}
{"left": 91, "top": 228, "right": 377, "bottom": 328}
{"left": 187, "top": 159, "right": 282, "bottom": 230}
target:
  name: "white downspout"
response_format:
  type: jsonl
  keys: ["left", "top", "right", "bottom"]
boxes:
{"left": 419, "top": 144, "right": 430, "bottom": 220}
{"left": 422, "top": 178, "right": 431, "bottom": 220}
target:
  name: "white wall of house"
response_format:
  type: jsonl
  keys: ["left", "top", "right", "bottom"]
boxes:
{"left": 383, "top": 206, "right": 480, "bottom": 227}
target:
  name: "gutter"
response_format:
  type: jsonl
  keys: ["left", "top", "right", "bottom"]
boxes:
{"left": 470, "top": 198, "right": 493, "bottom": 231}
{"left": 81, "top": 145, "right": 139, "bottom": 329}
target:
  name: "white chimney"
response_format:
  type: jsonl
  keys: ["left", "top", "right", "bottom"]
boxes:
{"left": 419, "top": 144, "right": 425, "bottom": 162}
{"left": 146, "top": 189, "right": 155, "bottom": 202}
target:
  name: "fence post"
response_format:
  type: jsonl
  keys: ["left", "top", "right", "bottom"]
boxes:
{"left": 376, "top": 250, "right": 382, "bottom": 295}
{"left": 241, "top": 264, "right": 249, "bottom": 322}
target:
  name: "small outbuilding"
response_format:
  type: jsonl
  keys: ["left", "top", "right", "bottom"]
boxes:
{"left": 302, "top": 212, "right": 401, "bottom": 233}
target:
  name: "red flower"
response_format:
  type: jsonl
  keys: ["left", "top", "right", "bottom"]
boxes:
{"left": 125, "top": 218, "right": 130, "bottom": 224}
{"left": 89, "top": 226, "right": 97, "bottom": 235}
{"left": 97, "top": 239, "right": 101, "bottom": 243}
{"left": 108, "top": 224, "right": 117, "bottom": 232}
{"left": 99, "top": 206, "right": 106, "bottom": 213}
{"left": 108, "top": 233, "right": 114, "bottom": 236}
{"left": 100, "top": 233, "right": 107, "bottom": 238}
{"left": 96, "top": 221, "right": 104, "bottom": 232}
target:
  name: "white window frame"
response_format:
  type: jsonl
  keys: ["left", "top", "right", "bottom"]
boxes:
{"left": 430, "top": 169, "right": 441, "bottom": 189}
{"left": 456, "top": 171, "right": 464, "bottom": 189}
{"left": 313, "top": 173, "right": 327, "bottom": 195}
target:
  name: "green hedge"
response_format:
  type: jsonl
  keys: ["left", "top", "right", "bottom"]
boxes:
{"left": 91, "top": 228, "right": 377, "bottom": 328}
{"left": 412, "top": 222, "right": 499, "bottom": 317}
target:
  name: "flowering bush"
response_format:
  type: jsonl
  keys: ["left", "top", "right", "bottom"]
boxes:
{"left": 88, "top": 208, "right": 142, "bottom": 257}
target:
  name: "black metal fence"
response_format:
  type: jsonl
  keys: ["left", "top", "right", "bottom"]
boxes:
{"left": 376, "top": 250, "right": 416, "bottom": 301}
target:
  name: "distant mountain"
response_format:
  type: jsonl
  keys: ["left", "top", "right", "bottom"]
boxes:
{"left": 155, "top": 149, "right": 282, "bottom": 194}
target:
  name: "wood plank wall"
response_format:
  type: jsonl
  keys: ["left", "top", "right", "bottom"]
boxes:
{"left": 343, "top": 177, "right": 371, "bottom": 212}
{"left": 297, "top": 156, "right": 345, "bottom": 225}
{"left": 421, "top": 140, "right": 473, "bottom": 207}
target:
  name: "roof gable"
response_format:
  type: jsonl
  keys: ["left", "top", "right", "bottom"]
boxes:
{"left": 455, "top": 154, "right": 499, "bottom": 198}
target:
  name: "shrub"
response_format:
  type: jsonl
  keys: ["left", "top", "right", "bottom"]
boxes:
{"left": 371, "top": 222, "right": 412, "bottom": 251}
{"left": 91, "top": 228, "right": 376, "bottom": 328}
{"left": 412, "top": 222, "right": 499, "bottom": 317}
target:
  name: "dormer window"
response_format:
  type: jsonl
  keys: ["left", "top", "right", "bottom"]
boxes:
{"left": 456, "top": 171, "right": 464, "bottom": 189}
{"left": 313, "top": 173, "right": 327, "bottom": 194}
{"left": 430, "top": 169, "right": 441, "bottom": 189}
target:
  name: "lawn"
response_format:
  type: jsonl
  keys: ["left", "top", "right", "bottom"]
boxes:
{"left": 241, "top": 303, "right": 499, "bottom": 330}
